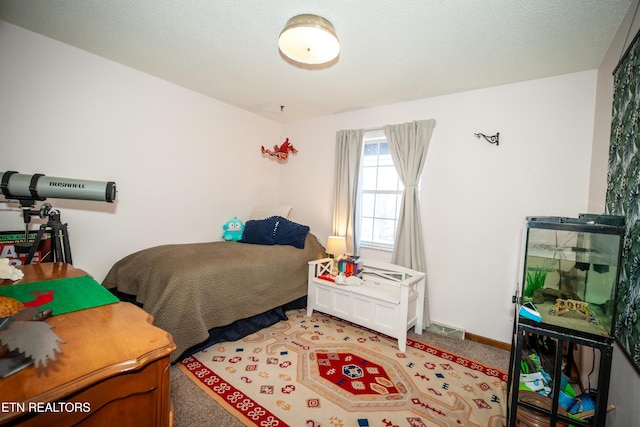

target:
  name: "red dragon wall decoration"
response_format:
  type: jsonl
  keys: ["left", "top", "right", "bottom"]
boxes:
{"left": 261, "top": 138, "right": 298, "bottom": 161}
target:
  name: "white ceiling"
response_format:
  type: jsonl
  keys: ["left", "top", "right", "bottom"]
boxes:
{"left": 0, "top": 0, "right": 633, "bottom": 123}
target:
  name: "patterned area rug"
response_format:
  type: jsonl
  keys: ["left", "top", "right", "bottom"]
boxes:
{"left": 179, "top": 309, "right": 507, "bottom": 427}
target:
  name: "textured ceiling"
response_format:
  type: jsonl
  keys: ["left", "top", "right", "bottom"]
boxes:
{"left": 0, "top": 0, "right": 633, "bottom": 123}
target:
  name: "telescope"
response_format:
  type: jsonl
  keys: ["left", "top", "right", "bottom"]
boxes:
{"left": 0, "top": 171, "right": 117, "bottom": 265}
{"left": 1, "top": 171, "right": 116, "bottom": 206}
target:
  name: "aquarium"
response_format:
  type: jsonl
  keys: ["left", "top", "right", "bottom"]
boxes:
{"left": 520, "top": 215, "right": 624, "bottom": 337}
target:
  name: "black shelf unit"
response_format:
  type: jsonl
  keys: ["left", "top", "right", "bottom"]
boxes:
{"left": 507, "top": 316, "right": 614, "bottom": 426}
{"left": 507, "top": 215, "right": 622, "bottom": 426}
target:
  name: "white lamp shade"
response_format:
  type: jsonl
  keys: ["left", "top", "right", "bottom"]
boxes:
{"left": 326, "top": 236, "right": 347, "bottom": 255}
{"left": 278, "top": 14, "right": 340, "bottom": 65}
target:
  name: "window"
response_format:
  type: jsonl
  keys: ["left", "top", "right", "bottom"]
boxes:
{"left": 359, "top": 136, "right": 403, "bottom": 249}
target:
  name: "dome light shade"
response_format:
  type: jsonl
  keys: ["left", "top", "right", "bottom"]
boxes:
{"left": 278, "top": 14, "right": 340, "bottom": 65}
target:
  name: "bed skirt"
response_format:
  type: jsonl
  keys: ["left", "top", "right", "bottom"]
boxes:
{"left": 110, "top": 289, "right": 307, "bottom": 362}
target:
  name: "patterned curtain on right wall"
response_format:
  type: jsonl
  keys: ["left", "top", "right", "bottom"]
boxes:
{"left": 606, "top": 29, "right": 640, "bottom": 375}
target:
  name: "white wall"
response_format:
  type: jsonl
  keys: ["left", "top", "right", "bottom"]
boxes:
{"left": 0, "top": 22, "right": 282, "bottom": 281}
{"left": 281, "top": 70, "right": 598, "bottom": 346}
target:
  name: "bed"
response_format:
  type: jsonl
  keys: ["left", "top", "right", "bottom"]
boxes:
{"left": 102, "top": 214, "right": 326, "bottom": 362}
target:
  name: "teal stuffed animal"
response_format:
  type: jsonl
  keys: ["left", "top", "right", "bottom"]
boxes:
{"left": 222, "top": 217, "right": 244, "bottom": 241}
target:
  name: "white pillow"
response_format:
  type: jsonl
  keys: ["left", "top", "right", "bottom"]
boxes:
{"left": 250, "top": 205, "right": 293, "bottom": 220}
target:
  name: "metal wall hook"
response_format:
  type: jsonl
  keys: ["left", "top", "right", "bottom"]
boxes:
{"left": 474, "top": 132, "right": 499, "bottom": 146}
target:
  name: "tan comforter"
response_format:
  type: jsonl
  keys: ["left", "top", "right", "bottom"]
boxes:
{"left": 102, "top": 233, "right": 326, "bottom": 362}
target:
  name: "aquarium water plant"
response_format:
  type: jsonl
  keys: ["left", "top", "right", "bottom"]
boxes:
{"left": 525, "top": 270, "right": 547, "bottom": 298}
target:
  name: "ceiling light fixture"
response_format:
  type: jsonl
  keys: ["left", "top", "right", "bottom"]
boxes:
{"left": 278, "top": 14, "right": 340, "bottom": 66}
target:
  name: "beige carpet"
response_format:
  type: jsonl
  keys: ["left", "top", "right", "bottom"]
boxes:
{"left": 171, "top": 310, "right": 511, "bottom": 426}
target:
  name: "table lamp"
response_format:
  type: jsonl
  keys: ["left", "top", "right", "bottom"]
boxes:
{"left": 326, "top": 236, "right": 347, "bottom": 274}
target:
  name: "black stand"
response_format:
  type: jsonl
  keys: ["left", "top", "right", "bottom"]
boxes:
{"left": 507, "top": 317, "right": 613, "bottom": 426}
{"left": 15, "top": 203, "right": 73, "bottom": 265}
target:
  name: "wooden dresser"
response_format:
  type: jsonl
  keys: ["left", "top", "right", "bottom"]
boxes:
{"left": 0, "top": 263, "right": 176, "bottom": 426}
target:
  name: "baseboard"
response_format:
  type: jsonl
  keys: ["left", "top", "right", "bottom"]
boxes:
{"left": 465, "top": 332, "right": 511, "bottom": 352}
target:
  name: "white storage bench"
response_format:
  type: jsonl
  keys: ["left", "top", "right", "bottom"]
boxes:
{"left": 307, "top": 258, "right": 425, "bottom": 352}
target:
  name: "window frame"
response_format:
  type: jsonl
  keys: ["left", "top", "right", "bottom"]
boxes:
{"left": 358, "top": 134, "right": 403, "bottom": 251}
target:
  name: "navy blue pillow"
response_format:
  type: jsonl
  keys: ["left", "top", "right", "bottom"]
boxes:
{"left": 273, "top": 217, "right": 310, "bottom": 249}
{"left": 239, "top": 216, "right": 278, "bottom": 245}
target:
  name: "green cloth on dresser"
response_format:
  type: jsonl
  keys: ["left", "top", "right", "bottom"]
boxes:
{"left": 0, "top": 275, "right": 119, "bottom": 315}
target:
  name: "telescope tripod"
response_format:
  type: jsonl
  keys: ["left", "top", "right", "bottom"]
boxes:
{"left": 17, "top": 203, "right": 73, "bottom": 265}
